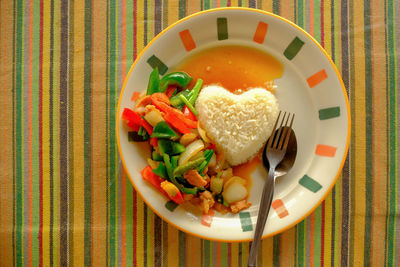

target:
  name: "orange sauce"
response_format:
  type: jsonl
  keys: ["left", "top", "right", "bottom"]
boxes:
{"left": 232, "top": 155, "right": 261, "bottom": 190}
{"left": 178, "top": 45, "right": 284, "bottom": 93}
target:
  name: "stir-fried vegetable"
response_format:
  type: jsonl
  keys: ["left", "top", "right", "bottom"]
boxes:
{"left": 123, "top": 70, "right": 252, "bottom": 214}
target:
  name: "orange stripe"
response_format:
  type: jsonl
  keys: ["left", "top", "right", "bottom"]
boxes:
{"left": 307, "top": 69, "right": 327, "bottom": 87}
{"left": 28, "top": 0, "right": 34, "bottom": 265}
{"left": 315, "top": 144, "right": 337, "bottom": 157}
{"left": 253, "top": 22, "right": 268, "bottom": 44}
{"left": 179, "top": 29, "right": 196, "bottom": 52}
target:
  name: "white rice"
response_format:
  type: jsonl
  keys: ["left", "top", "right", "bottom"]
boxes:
{"left": 195, "top": 85, "right": 279, "bottom": 166}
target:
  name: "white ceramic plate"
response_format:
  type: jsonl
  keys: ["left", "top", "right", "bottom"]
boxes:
{"left": 117, "top": 7, "right": 350, "bottom": 242}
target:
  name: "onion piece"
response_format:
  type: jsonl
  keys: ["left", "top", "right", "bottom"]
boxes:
{"left": 222, "top": 182, "right": 248, "bottom": 204}
{"left": 178, "top": 139, "right": 205, "bottom": 166}
{"left": 197, "top": 122, "right": 211, "bottom": 143}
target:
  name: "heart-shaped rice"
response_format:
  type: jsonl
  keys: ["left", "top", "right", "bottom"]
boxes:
{"left": 196, "top": 85, "right": 279, "bottom": 166}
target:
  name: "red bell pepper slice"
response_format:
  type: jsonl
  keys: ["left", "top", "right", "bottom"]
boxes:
{"left": 183, "top": 105, "right": 197, "bottom": 121}
{"left": 151, "top": 92, "right": 170, "bottom": 104}
{"left": 164, "top": 112, "right": 191, "bottom": 134}
{"left": 151, "top": 96, "right": 197, "bottom": 128}
{"left": 140, "top": 166, "right": 168, "bottom": 197}
{"left": 165, "top": 86, "right": 177, "bottom": 98}
{"left": 141, "top": 119, "right": 153, "bottom": 135}
{"left": 170, "top": 190, "right": 184, "bottom": 204}
{"left": 149, "top": 137, "right": 158, "bottom": 147}
{"left": 122, "top": 108, "right": 142, "bottom": 131}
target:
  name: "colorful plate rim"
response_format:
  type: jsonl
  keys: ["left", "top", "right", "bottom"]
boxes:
{"left": 116, "top": 7, "right": 351, "bottom": 242}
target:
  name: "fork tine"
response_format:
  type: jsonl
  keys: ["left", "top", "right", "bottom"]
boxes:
{"left": 267, "top": 111, "right": 282, "bottom": 148}
{"left": 272, "top": 112, "right": 287, "bottom": 148}
{"left": 277, "top": 113, "right": 291, "bottom": 149}
{"left": 282, "top": 113, "right": 295, "bottom": 151}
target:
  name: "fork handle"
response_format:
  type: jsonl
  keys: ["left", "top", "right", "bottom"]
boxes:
{"left": 247, "top": 167, "right": 276, "bottom": 267}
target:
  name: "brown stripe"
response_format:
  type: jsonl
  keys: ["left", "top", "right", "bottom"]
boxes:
{"left": 67, "top": 0, "right": 75, "bottom": 265}
{"left": 154, "top": 215, "right": 162, "bottom": 267}
{"left": 59, "top": 0, "right": 69, "bottom": 264}
{"left": 49, "top": 0, "right": 55, "bottom": 265}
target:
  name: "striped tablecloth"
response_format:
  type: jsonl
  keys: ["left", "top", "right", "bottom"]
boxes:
{"left": 1, "top": 0, "right": 399, "bottom": 266}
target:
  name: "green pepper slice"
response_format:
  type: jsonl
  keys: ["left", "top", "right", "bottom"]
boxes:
{"left": 151, "top": 121, "right": 179, "bottom": 139}
{"left": 158, "top": 139, "right": 186, "bottom": 155}
{"left": 169, "top": 89, "right": 190, "bottom": 109}
{"left": 160, "top": 71, "right": 192, "bottom": 92}
{"left": 146, "top": 68, "right": 160, "bottom": 95}
{"left": 197, "top": 149, "right": 214, "bottom": 173}
{"left": 173, "top": 157, "right": 205, "bottom": 177}
{"left": 152, "top": 163, "right": 168, "bottom": 179}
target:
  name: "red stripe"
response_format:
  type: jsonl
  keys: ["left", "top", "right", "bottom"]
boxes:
{"left": 38, "top": 0, "right": 43, "bottom": 266}
{"left": 321, "top": 201, "right": 325, "bottom": 266}
{"left": 132, "top": 190, "right": 137, "bottom": 266}
{"left": 121, "top": 172, "right": 127, "bottom": 267}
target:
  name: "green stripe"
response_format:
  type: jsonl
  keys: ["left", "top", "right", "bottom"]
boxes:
{"left": 220, "top": 243, "right": 228, "bottom": 267}
{"left": 147, "top": 55, "right": 168, "bottom": 75}
{"left": 31, "top": 0, "right": 40, "bottom": 265}
{"left": 83, "top": 0, "right": 92, "bottom": 265}
{"left": 273, "top": 0, "right": 280, "bottom": 14}
{"left": 297, "top": 221, "right": 305, "bottom": 267}
{"left": 386, "top": 0, "right": 397, "bottom": 265}
{"left": 238, "top": 212, "right": 253, "bottom": 232}
{"left": 15, "top": 0, "right": 25, "bottom": 265}
{"left": 283, "top": 37, "right": 305, "bottom": 60}
{"left": 273, "top": 235, "right": 280, "bottom": 266}
{"left": 363, "top": 1, "right": 373, "bottom": 265}
{"left": 203, "top": 0, "right": 210, "bottom": 10}
{"left": 126, "top": 0, "right": 134, "bottom": 70}
{"left": 178, "top": 0, "right": 186, "bottom": 19}
{"left": 178, "top": 230, "right": 186, "bottom": 266}
{"left": 297, "top": 0, "right": 305, "bottom": 28}
{"left": 217, "top": 17, "right": 228, "bottom": 40}
{"left": 125, "top": 178, "right": 134, "bottom": 265}
{"left": 319, "top": 107, "right": 340, "bottom": 120}
{"left": 313, "top": 0, "right": 321, "bottom": 43}
{"left": 299, "top": 175, "right": 322, "bottom": 192}
{"left": 109, "top": 0, "right": 117, "bottom": 265}
{"left": 204, "top": 240, "right": 211, "bottom": 267}
{"left": 314, "top": 206, "right": 322, "bottom": 266}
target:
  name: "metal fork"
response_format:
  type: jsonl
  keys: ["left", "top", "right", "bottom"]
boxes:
{"left": 247, "top": 111, "right": 295, "bottom": 267}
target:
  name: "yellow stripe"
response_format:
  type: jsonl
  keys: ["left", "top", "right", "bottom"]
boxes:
{"left": 167, "top": 226, "right": 179, "bottom": 266}
{"left": 41, "top": 0, "right": 51, "bottom": 265}
{"left": 324, "top": 0, "right": 332, "bottom": 57}
{"left": 230, "top": 243, "right": 239, "bottom": 267}
{"left": 168, "top": 0, "right": 179, "bottom": 27}
{"left": 352, "top": 0, "right": 366, "bottom": 265}
{"left": 370, "top": 0, "right": 387, "bottom": 265}
{"left": 0, "top": 0, "right": 15, "bottom": 265}
{"left": 335, "top": 178, "right": 342, "bottom": 267}
{"left": 91, "top": 0, "right": 108, "bottom": 264}
{"left": 72, "top": 0, "right": 86, "bottom": 265}
{"left": 261, "top": 237, "right": 273, "bottom": 266}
